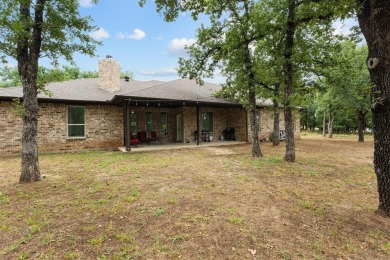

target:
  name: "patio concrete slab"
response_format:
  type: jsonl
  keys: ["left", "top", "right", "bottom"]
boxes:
{"left": 118, "top": 141, "right": 247, "bottom": 153}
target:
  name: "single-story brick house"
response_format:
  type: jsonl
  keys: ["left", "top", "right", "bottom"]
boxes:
{"left": 0, "top": 57, "right": 300, "bottom": 155}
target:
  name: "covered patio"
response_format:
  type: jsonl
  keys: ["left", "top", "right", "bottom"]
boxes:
{"left": 111, "top": 78, "right": 249, "bottom": 152}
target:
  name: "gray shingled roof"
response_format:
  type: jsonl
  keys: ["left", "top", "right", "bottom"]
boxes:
{"left": 0, "top": 78, "right": 164, "bottom": 102}
{"left": 0, "top": 77, "right": 272, "bottom": 107}
{"left": 117, "top": 78, "right": 234, "bottom": 104}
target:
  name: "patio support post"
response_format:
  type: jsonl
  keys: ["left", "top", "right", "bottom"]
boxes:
{"left": 196, "top": 102, "right": 200, "bottom": 145}
{"left": 125, "top": 99, "right": 131, "bottom": 152}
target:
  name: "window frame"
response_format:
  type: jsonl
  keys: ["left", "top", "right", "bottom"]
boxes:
{"left": 130, "top": 112, "right": 137, "bottom": 135}
{"left": 145, "top": 112, "right": 153, "bottom": 132}
{"left": 202, "top": 112, "right": 214, "bottom": 132}
{"left": 67, "top": 105, "right": 86, "bottom": 139}
{"left": 159, "top": 112, "right": 168, "bottom": 134}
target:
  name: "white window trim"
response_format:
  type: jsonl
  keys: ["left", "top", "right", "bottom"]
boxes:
{"left": 66, "top": 105, "right": 86, "bottom": 139}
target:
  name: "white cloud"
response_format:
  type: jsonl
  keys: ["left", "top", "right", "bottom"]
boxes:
{"left": 167, "top": 38, "right": 196, "bottom": 56}
{"left": 129, "top": 29, "right": 146, "bottom": 40}
{"left": 79, "top": 0, "right": 94, "bottom": 8}
{"left": 90, "top": 28, "right": 110, "bottom": 40}
{"left": 139, "top": 68, "right": 177, "bottom": 77}
{"left": 117, "top": 29, "right": 146, "bottom": 40}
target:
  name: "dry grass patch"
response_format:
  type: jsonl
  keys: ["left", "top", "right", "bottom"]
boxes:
{"left": 1, "top": 134, "right": 389, "bottom": 259}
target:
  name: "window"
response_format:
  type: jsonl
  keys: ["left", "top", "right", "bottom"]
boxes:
{"left": 67, "top": 106, "right": 85, "bottom": 138}
{"left": 160, "top": 112, "right": 168, "bottom": 134}
{"left": 202, "top": 112, "right": 214, "bottom": 132}
{"left": 145, "top": 112, "right": 153, "bottom": 132}
{"left": 130, "top": 113, "right": 137, "bottom": 135}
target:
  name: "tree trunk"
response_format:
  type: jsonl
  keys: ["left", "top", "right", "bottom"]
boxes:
{"left": 249, "top": 90, "right": 262, "bottom": 157}
{"left": 304, "top": 109, "right": 308, "bottom": 130}
{"left": 247, "top": 71, "right": 262, "bottom": 157}
{"left": 17, "top": 1, "right": 45, "bottom": 182}
{"left": 20, "top": 80, "right": 41, "bottom": 182}
{"left": 242, "top": 39, "right": 262, "bottom": 157}
{"left": 272, "top": 96, "right": 280, "bottom": 146}
{"left": 328, "top": 115, "right": 334, "bottom": 138}
{"left": 283, "top": 0, "right": 296, "bottom": 162}
{"left": 357, "top": 0, "right": 390, "bottom": 217}
{"left": 322, "top": 109, "right": 326, "bottom": 137}
{"left": 357, "top": 109, "right": 366, "bottom": 142}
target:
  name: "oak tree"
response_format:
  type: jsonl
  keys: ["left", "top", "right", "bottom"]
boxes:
{"left": 357, "top": 0, "right": 390, "bottom": 216}
{"left": 0, "top": 0, "right": 99, "bottom": 182}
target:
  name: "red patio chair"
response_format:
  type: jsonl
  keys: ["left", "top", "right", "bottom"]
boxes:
{"left": 137, "top": 131, "right": 148, "bottom": 143}
{"left": 150, "top": 131, "right": 163, "bottom": 144}
{"left": 130, "top": 133, "right": 140, "bottom": 146}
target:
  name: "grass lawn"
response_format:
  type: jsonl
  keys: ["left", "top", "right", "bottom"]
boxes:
{"left": 1, "top": 134, "right": 389, "bottom": 259}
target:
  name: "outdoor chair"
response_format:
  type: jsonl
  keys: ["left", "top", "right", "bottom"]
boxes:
{"left": 223, "top": 127, "right": 236, "bottom": 141}
{"left": 137, "top": 131, "right": 148, "bottom": 143}
{"left": 201, "top": 130, "right": 211, "bottom": 142}
{"left": 130, "top": 133, "right": 140, "bottom": 146}
{"left": 150, "top": 131, "right": 163, "bottom": 144}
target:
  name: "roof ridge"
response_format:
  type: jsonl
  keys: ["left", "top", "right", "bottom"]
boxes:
{"left": 119, "top": 79, "right": 168, "bottom": 96}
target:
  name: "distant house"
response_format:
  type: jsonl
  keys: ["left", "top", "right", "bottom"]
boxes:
{"left": 0, "top": 57, "right": 300, "bottom": 155}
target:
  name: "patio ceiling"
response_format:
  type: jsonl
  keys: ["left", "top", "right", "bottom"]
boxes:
{"left": 114, "top": 96, "right": 243, "bottom": 108}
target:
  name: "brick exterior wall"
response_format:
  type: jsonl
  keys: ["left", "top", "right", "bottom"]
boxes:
{"left": 226, "top": 107, "right": 248, "bottom": 142}
{"left": 1, "top": 100, "right": 300, "bottom": 155}
{"left": 98, "top": 58, "right": 121, "bottom": 92}
{"left": 129, "top": 106, "right": 247, "bottom": 144}
{"left": 180, "top": 106, "right": 247, "bottom": 143}
{"left": 247, "top": 107, "right": 301, "bottom": 141}
{"left": 0, "top": 101, "right": 23, "bottom": 154}
{"left": 126, "top": 106, "right": 180, "bottom": 143}
{"left": 0, "top": 101, "right": 123, "bottom": 155}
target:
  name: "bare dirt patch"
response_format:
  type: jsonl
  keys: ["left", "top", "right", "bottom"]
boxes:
{"left": 0, "top": 134, "right": 388, "bottom": 259}
{"left": 204, "top": 147, "right": 238, "bottom": 155}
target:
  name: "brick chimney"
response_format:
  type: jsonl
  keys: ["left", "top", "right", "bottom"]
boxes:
{"left": 98, "top": 55, "right": 120, "bottom": 92}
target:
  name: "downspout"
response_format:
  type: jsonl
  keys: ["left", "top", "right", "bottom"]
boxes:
{"left": 125, "top": 99, "right": 131, "bottom": 152}
{"left": 196, "top": 102, "right": 200, "bottom": 145}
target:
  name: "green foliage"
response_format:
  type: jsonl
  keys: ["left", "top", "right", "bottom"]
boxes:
{"left": 0, "top": 1, "right": 100, "bottom": 65}
{"left": 11, "top": 98, "right": 25, "bottom": 117}
{"left": 0, "top": 0, "right": 101, "bottom": 182}
{"left": 311, "top": 41, "right": 371, "bottom": 131}
{"left": 0, "top": 66, "right": 20, "bottom": 88}
{"left": 143, "top": 0, "right": 357, "bottom": 160}
{"left": 0, "top": 65, "right": 135, "bottom": 88}
{"left": 0, "top": 65, "right": 99, "bottom": 88}
{"left": 120, "top": 70, "right": 134, "bottom": 79}
{"left": 144, "top": 0, "right": 356, "bottom": 108}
